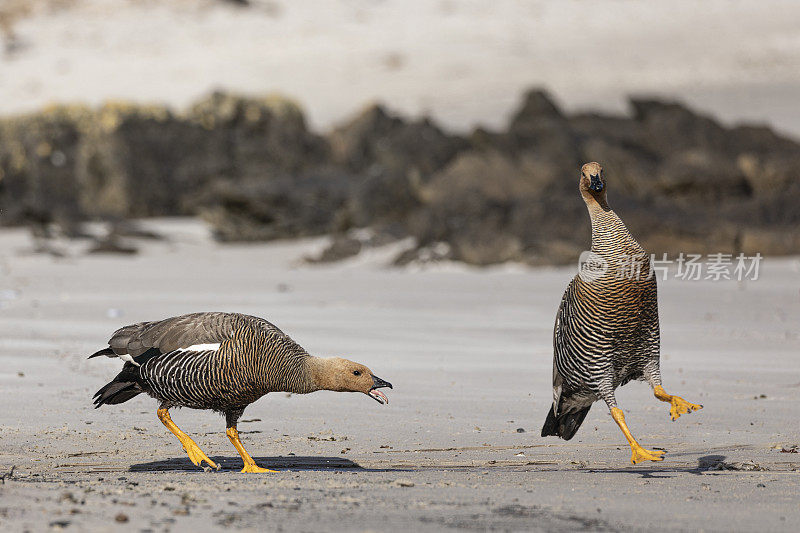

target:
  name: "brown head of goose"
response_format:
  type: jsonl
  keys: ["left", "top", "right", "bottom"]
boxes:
{"left": 89, "top": 312, "right": 392, "bottom": 473}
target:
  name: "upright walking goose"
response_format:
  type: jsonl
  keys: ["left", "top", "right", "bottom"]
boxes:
{"left": 90, "top": 312, "right": 392, "bottom": 472}
{"left": 541, "top": 162, "right": 702, "bottom": 464}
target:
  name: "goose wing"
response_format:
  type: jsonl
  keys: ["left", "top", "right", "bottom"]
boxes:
{"left": 89, "top": 312, "right": 284, "bottom": 365}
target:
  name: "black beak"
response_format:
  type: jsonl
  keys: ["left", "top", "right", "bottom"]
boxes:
{"left": 368, "top": 375, "right": 392, "bottom": 404}
{"left": 589, "top": 174, "right": 604, "bottom": 192}
{"left": 372, "top": 375, "right": 393, "bottom": 390}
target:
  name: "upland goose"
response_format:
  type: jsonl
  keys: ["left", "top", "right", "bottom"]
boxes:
{"left": 541, "top": 162, "right": 701, "bottom": 464}
{"left": 91, "top": 312, "right": 392, "bottom": 472}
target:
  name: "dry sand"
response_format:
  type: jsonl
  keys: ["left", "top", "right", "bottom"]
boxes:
{"left": 3, "top": 0, "right": 800, "bottom": 137}
{"left": 0, "top": 219, "right": 799, "bottom": 532}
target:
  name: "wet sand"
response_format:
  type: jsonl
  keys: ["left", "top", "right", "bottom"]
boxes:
{"left": 1, "top": 219, "right": 799, "bottom": 531}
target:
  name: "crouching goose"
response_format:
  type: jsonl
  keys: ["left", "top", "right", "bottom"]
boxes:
{"left": 90, "top": 312, "right": 392, "bottom": 473}
{"left": 541, "top": 162, "right": 702, "bottom": 464}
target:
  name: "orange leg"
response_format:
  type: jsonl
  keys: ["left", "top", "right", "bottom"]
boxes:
{"left": 226, "top": 426, "right": 277, "bottom": 473}
{"left": 653, "top": 385, "right": 703, "bottom": 421}
{"left": 610, "top": 407, "right": 666, "bottom": 464}
{"left": 157, "top": 408, "right": 219, "bottom": 470}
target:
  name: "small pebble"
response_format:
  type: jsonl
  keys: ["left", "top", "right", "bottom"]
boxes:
{"left": 394, "top": 478, "right": 415, "bottom": 487}
{"left": 516, "top": 428, "right": 525, "bottom": 433}
{"left": 115, "top": 513, "right": 129, "bottom": 523}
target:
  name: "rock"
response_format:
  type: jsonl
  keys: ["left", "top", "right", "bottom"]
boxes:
{"left": 329, "top": 104, "right": 465, "bottom": 176}
{"left": 114, "top": 513, "right": 129, "bottom": 523}
{"left": 200, "top": 170, "right": 352, "bottom": 242}
{"left": 87, "top": 235, "right": 138, "bottom": 255}
{"left": 629, "top": 98, "right": 730, "bottom": 157}
{"left": 306, "top": 236, "right": 362, "bottom": 263}
{"left": 329, "top": 105, "right": 465, "bottom": 230}
{"left": 0, "top": 105, "right": 89, "bottom": 225}
{"left": 394, "top": 478, "right": 415, "bottom": 487}
{"left": 0, "top": 92, "right": 327, "bottom": 225}
{"left": 2, "top": 88, "right": 800, "bottom": 264}
{"left": 347, "top": 169, "right": 422, "bottom": 228}
{"left": 656, "top": 150, "right": 753, "bottom": 201}
{"left": 187, "top": 91, "right": 329, "bottom": 178}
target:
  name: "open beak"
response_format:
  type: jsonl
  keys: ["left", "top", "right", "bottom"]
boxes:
{"left": 589, "top": 174, "right": 604, "bottom": 192}
{"left": 368, "top": 375, "right": 393, "bottom": 405}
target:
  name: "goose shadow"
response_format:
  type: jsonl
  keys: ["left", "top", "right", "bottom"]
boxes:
{"left": 129, "top": 455, "right": 402, "bottom": 473}
{"left": 579, "top": 454, "right": 728, "bottom": 478}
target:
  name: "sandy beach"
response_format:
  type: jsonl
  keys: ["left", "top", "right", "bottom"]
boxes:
{"left": 0, "top": 219, "right": 798, "bottom": 531}
{"left": 3, "top": 0, "right": 800, "bottom": 137}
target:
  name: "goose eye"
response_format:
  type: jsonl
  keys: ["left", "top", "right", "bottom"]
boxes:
{"left": 353, "top": 370, "right": 361, "bottom": 376}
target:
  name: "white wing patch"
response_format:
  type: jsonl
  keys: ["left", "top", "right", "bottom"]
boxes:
{"left": 116, "top": 342, "right": 221, "bottom": 367}
{"left": 183, "top": 343, "right": 221, "bottom": 352}
{"left": 119, "top": 353, "right": 140, "bottom": 367}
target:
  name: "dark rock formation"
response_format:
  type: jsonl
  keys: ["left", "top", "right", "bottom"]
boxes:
{"left": 1, "top": 89, "right": 799, "bottom": 265}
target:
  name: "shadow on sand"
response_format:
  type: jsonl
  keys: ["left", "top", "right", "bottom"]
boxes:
{"left": 129, "top": 455, "right": 399, "bottom": 473}
{"left": 580, "top": 454, "right": 728, "bottom": 478}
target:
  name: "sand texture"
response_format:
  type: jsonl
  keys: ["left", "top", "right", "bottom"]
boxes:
{"left": 0, "top": 220, "right": 799, "bottom": 531}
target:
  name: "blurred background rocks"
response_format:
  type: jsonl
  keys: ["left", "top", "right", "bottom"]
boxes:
{"left": 1, "top": 88, "right": 800, "bottom": 265}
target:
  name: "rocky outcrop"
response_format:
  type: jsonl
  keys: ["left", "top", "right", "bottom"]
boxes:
{"left": 0, "top": 92, "right": 327, "bottom": 224}
{"left": 1, "top": 89, "right": 799, "bottom": 265}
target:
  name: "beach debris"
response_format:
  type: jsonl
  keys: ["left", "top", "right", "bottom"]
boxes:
{"left": 308, "top": 435, "right": 337, "bottom": 441}
{"left": 711, "top": 460, "right": 767, "bottom": 471}
{"left": 394, "top": 478, "right": 415, "bottom": 487}
{"left": 88, "top": 234, "right": 138, "bottom": 255}
{"left": 780, "top": 445, "right": 798, "bottom": 453}
{"left": 59, "top": 491, "right": 78, "bottom": 504}
{"left": 0, "top": 466, "right": 14, "bottom": 484}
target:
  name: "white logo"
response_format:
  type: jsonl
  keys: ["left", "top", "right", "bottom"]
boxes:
{"left": 578, "top": 251, "right": 608, "bottom": 282}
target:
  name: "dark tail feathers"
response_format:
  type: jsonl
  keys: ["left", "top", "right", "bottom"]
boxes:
{"left": 88, "top": 347, "right": 114, "bottom": 359}
{"left": 93, "top": 367, "right": 143, "bottom": 408}
{"left": 541, "top": 404, "right": 591, "bottom": 441}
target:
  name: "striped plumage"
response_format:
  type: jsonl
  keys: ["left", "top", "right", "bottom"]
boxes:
{"left": 541, "top": 162, "right": 702, "bottom": 464}
{"left": 90, "top": 312, "right": 392, "bottom": 472}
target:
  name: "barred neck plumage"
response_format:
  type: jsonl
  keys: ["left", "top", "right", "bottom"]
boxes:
{"left": 251, "top": 341, "right": 318, "bottom": 395}
{"left": 588, "top": 204, "right": 645, "bottom": 259}
{"left": 266, "top": 355, "right": 348, "bottom": 395}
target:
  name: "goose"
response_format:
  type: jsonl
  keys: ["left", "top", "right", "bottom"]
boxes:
{"left": 90, "top": 312, "right": 392, "bottom": 472}
{"left": 541, "top": 162, "right": 702, "bottom": 464}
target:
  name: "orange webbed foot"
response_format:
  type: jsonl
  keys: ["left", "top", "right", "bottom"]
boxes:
{"left": 181, "top": 439, "right": 220, "bottom": 470}
{"left": 669, "top": 396, "right": 703, "bottom": 421}
{"left": 241, "top": 463, "right": 278, "bottom": 473}
{"left": 630, "top": 443, "right": 666, "bottom": 464}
